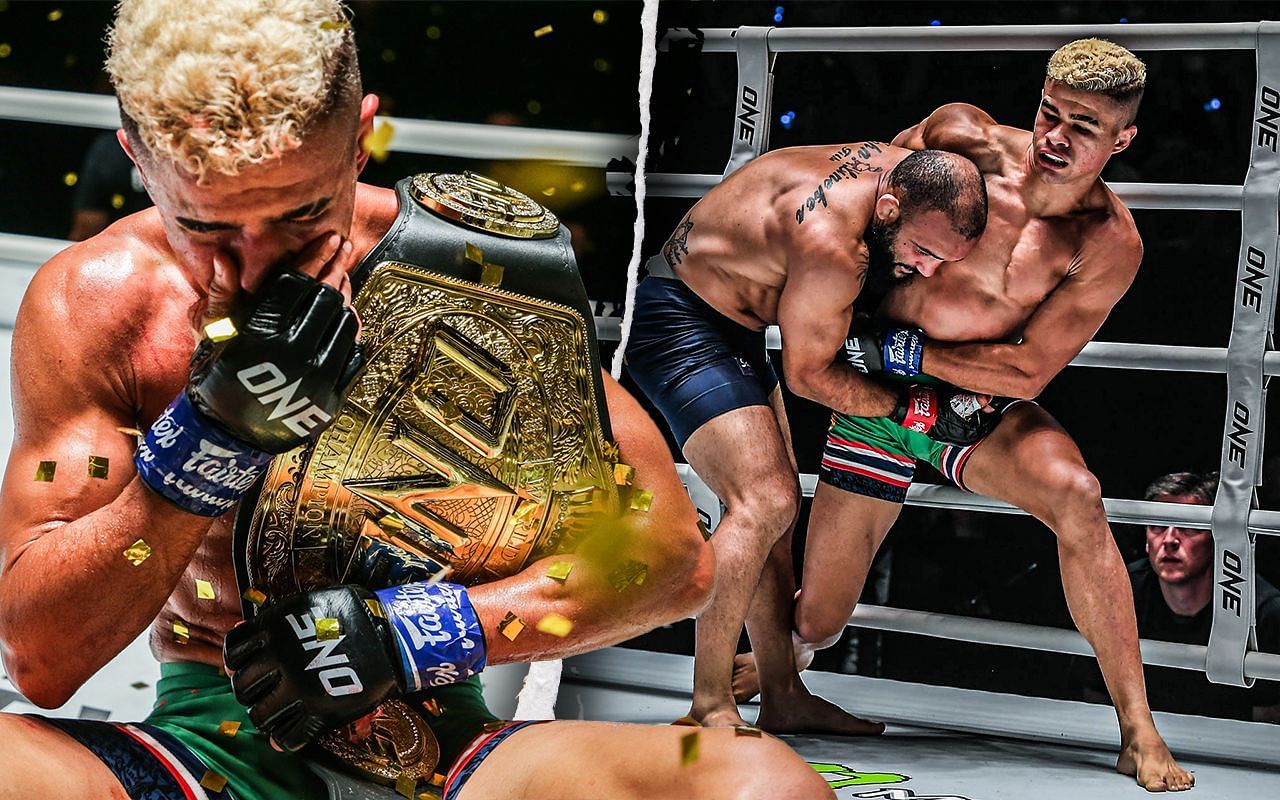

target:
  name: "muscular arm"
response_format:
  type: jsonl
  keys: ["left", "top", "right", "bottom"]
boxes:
{"left": 468, "top": 371, "right": 713, "bottom": 663}
{"left": 922, "top": 226, "right": 1142, "bottom": 398}
{"left": 776, "top": 219, "right": 898, "bottom": 416}
{"left": 0, "top": 262, "right": 214, "bottom": 707}
{"left": 892, "top": 103, "right": 1005, "bottom": 172}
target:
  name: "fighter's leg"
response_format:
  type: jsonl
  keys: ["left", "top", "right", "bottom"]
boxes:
{"left": 0, "top": 714, "right": 129, "bottom": 799}
{"left": 960, "top": 402, "right": 1192, "bottom": 792}
{"left": 454, "top": 720, "right": 834, "bottom": 800}
{"left": 683, "top": 404, "right": 800, "bottom": 727}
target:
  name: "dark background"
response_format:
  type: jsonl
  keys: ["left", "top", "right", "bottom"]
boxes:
{"left": 1, "top": 0, "right": 1277, "bottom": 717}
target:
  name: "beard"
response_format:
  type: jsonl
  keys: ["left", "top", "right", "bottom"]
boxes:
{"left": 863, "top": 216, "right": 904, "bottom": 301}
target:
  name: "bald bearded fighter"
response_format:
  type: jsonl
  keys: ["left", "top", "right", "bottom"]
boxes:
{"left": 626, "top": 144, "right": 990, "bottom": 732}
{"left": 734, "top": 39, "right": 1193, "bottom": 792}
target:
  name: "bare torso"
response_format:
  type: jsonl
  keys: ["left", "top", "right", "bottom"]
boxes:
{"left": 881, "top": 129, "right": 1131, "bottom": 344}
{"left": 663, "top": 143, "right": 907, "bottom": 330}
{"left": 92, "top": 185, "right": 399, "bottom": 667}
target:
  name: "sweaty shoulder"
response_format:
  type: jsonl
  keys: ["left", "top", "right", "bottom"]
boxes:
{"left": 1079, "top": 183, "right": 1142, "bottom": 272}
{"left": 14, "top": 213, "right": 191, "bottom": 410}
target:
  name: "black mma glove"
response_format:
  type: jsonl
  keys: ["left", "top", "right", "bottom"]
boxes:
{"left": 134, "top": 271, "right": 363, "bottom": 516}
{"left": 225, "top": 582, "right": 488, "bottom": 751}
{"left": 841, "top": 317, "right": 925, "bottom": 377}
{"left": 890, "top": 384, "right": 997, "bottom": 446}
{"left": 189, "top": 271, "right": 363, "bottom": 453}
{"left": 224, "top": 586, "right": 404, "bottom": 752}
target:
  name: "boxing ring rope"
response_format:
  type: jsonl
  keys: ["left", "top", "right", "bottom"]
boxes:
{"left": 600, "top": 18, "right": 1280, "bottom": 710}
{"left": 0, "top": 86, "right": 637, "bottom": 167}
{"left": 609, "top": 173, "right": 1246, "bottom": 210}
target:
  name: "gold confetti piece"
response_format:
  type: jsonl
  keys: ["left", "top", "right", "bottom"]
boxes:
{"left": 430, "top": 771, "right": 448, "bottom": 786}
{"left": 47, "top": 8, "right": 62, "bottom": 22}
{"left": 217, "top": 720, "right": 241, "bottom": 737}
{"left": 195, "top": 579, "right": 215, "bottom": 600}
{"left": 203, "top": 317, "right": 237, "bottom": 342}
{"left": 534, "top": 24, "right": 554, "bottom": 37}
{"left": 362, "top": 119, "right": 396, "bottom": 163}
{"left": 88, "top": 455, "right": 109, "bottom": 480}
{"left": 110, "top": 193, "right": 125, "bottom": 210}
{"left": 671, "top": 715, "right": 700, "bottom": 727}
{"left": 514, "top": 501, "right": 542, "bottom": 521}
{"left": 593, "top": 9, "right": 609, "bottom": 24}
{"left": 609, "top": 560, "right": 648, "bottom": 592}
{"left": 316, "top": 617, "right": 341, "bottom": 641}
{"left": 497, "top": 612, "right": 525, "bottom": 641}
{"left": 420, "top": 698, "right": 443, "bottom": 716}
{"left": 545, "top": 561, "right": 573, "bottom": 583}
{"left": 34, "top": 461, "right": 56, "bottom": 482}
{"left": 63, "top": 172, "right": 77, "bottom": 187}
{"left": 571, "top": 180, "right": 586, "bottom": 193}
{"left": 130, "top": 681, "right": 149, "bottom": 690}
{"left": 425, "top": 25, "right": 442, "bottom": 40}
{"left": 377, "top": 513, "right": 406, "bottom": 532}
{"left": 172, "top": 620, "right": 190, "bottom": 644}
{"left": 396, "top": 772, "right": 418, "bottom": 799}
{"left": 613, "top": 463, "right": 635, "bottom": 486}
{"left": 242, "top": 588, "right": 267, "bottom": 606}
{"left": 123, "top": 539, "right": 152, "bottom": 566}
{"left": 535, "top": 613, "right": 573, "bottom": 638}
{"left": 480, "top": 720, "right": 509, "bottom": 733}
{"left": 601, "top": 440, "right": 621, "bottom": 462}
{"left": 0, "top": 44, "right": 11, "bottom": 59}
{"left": 464, "top": 242, "right": 484, "bottom": 264}
{"left": 365, "top": 598, "right": 385, "bottom": 618}
{"left": 734, "top": 724, "right": 763, "bottom": 737}
{"left": 320, "top": 19, "right": 349, "bottom": 30}
{"left": 629, "top": 489, "right": 654, "bottom": 513}
{"left": 480, "top": 262, "right": 504, "bottom": 287}
{"left": 199, "top": 770, "right": 228, "bottom": 792}
{"left": 116, "top": 426, "right": 143, "bottom": 437}
{"left": 680, "top": 730, "right": 700, "bottom": 766}
{"left": 541, "top": 187, "right": 557, "bottom": 197}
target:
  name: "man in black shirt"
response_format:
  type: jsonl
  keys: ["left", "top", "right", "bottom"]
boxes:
{"left": 1081, "top": 472, "right": 1280, "bottom": 721}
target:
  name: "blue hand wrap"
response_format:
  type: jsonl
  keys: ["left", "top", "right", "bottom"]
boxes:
{"left": 134, "top": 393, "right": 274, "bottom": 516}
{"left": 881, "top": 327, "right": 924, "bottom": 377}
{"left": 375, "top": 582, "right": 487, "bottom": 692}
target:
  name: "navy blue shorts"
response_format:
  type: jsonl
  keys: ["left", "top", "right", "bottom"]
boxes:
{"left": 626, "top": 277, "right": 778, "bottom": 447}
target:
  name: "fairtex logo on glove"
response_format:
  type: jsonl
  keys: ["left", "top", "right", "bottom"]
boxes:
{"left": 882, "top": 328, "right": 924, "bottom": 376}
{"left": 285, "top": 612, "right": 365, "bottom": 698}
{"left": 900, "top": 386, "right": 937, "bottom": 433}
{"left": 237, "top": 362, "right": 332, "bottom": 437}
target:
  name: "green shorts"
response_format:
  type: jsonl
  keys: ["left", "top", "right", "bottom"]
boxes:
{"left": 818, "top": 405, "right": 1018, "bottom": 503}
{"left": 48, "top": 662, "right": 500, "bottom": 800}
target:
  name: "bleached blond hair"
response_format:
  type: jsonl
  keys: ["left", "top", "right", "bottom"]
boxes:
{"left": 106, "top": 0, "right": 358, "bottom": 182}
{"left": 1047, "top": 39, "right": 1146, "bottom": 124}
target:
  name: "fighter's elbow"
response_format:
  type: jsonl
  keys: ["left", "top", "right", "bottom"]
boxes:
{"left": 2, "top": 651, "right": 77, "bottom": 709}
{"left": 634, "top": 513, "right": 715, "bottom": 621}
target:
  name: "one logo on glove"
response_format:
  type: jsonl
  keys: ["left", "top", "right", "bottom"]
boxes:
{"left": 286, "top": 612, "right": 366, "bottom": 698}
{"left": 237, "top": 362, "right": 332, "bottom": 438}
{"left": 843, "top": 337, "right": 869, "bottom": 374}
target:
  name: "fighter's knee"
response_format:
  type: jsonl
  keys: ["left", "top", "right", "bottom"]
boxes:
{"left": 1047, "top": 464, "right": 1104, "bottom": 519}
{"left": 794, "top": 605, "right": 846, "bottom": 648}
{"left": 729, "top": 736, "right": 833, "bottom": 800}
{"left": 732, "top": 477, "right": 800, "bottom": 537}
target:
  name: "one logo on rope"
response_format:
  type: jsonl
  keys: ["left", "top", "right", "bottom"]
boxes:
{"left": 1240, "top": 247, "right": 1268, "bottom": 314}
{"left": 738, "top": 85, "right": 760, "bottom": 144}
{"left": 1226, "top": 401, "right": 1253, "bottom": 470}
{"left": 1256, "top": 85, "right": 1279, "bottom": 152}
{"left": 1220, "top": 548, "right": 1245, "bottom": 617}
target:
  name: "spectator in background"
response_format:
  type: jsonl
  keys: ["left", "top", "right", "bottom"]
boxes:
{"left": 68, "top": 131, "right": 151, "bottom": 240}
{"left": 1078, "top": 471, "right": 1280, "bottom": 721}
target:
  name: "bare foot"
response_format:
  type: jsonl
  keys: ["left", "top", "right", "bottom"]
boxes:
{"left": 756, "top": 690, "right": 885, "bottom": 737}
{"left": 732, "top": 652, "right": 762, "bottom": 703}
{"left": 689, "top": 702, "right": 750, "bottom": 728}
{"left": 1116, "top": 729, "right": 1195, "bottom": 792}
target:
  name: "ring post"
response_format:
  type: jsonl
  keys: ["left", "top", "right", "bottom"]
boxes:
{"left": 723, "top": 26, "right": 776, "bottom": 177}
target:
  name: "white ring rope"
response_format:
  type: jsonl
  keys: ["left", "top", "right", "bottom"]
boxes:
{"left": 850, "top": 604, "right": 1280, "bottom": 682}
{"left": 609, "top": 172, "right": 1245, "bottom": 210}
{"left": 662, "top": 22, "right": 1265, "bottom": 53}
{"left": 0, "top": 86, "right": 636, "bottom": 167}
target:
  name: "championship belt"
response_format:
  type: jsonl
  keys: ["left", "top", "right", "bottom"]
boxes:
{"left": 233, "top": 172, "right": 620, "bottom": 786}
